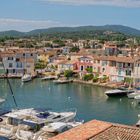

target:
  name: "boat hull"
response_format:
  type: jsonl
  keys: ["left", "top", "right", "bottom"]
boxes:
{"left": 106, "top": 89, "right": 134, "bottom": 97}
{"left": 106, "top": 92, "right": 127, "bottom": 97}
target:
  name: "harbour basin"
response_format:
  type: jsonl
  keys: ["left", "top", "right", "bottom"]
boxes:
{"left": 0, "top": 78, "right": 139, "bottom": 125}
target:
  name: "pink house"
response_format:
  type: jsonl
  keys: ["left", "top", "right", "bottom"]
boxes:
{"left": 77, "top": 56, "right": 93, "bottom": 72}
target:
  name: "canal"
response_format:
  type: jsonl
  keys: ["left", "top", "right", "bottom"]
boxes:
{"left": 0, "top": 78, "right": 139, "bottom": 125}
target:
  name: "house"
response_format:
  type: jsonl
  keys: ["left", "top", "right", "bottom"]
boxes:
{"left": 0, "top": 49, "right": 37, "bottom": 77}
{"left": 49, "top": 119, "right": 140, "bottom": 140}
{"left": 57, "top": 60, "right": 77, "bottom": 73}
{"left": 76, "top": 56, "right": 93, "bottom": 79}
{"left": 93, "top": 55, "right": 134, "bottom": 82}
{"left": 77, "top": 56, "right": 93, "bottom": 72}
{"left": 103, "top": 42, "right": 119, "bottom": 56}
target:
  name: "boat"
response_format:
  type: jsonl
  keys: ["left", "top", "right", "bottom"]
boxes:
{"left": 53, "top": 79, "right": 73, "bottom": 84}
{"left": 0, "top": 124, "right": 18, "bottom": 139}
{"left": 0, "top": 98, "right": 5, "bottom": 104}
{"left": 41, "top": 76, "right": 58, "bottom": 81}
{"left": 42, "top": 121, "right": 83, "bottom": 133}
{"left": 15, "top": 124, "right": 42, "bottom": 140}
{"left": 105, "top": 88, "right": 134, "bottom": 97}
{"left": 21, "top": 74, "right": 32, "bottom": 82}
{"left": 3, "top": 108, "right": 77, "bottom": 127}
{"left": 134, "top": 95, "right": 140, "bottom": 103}
{"left": 127, "top": 91, "right": 140, "bottom": 99}
{"left": 42, "top": 122, "right": 70, "bottom": 133}
{"left": 21, "top": 51, "right": 32, "bottom": 82}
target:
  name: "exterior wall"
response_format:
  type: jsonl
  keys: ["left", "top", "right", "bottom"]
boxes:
{"left": 2, "top": 52, "right": 37, "bottom": 76}
{"left": 58, "top": 63, "right": 77, "bottom": 72}
{"left": 37, "top": 54, "right": 49, "bottom": 63}
{"left": 133, "top": 64, "right": 140, "bottom": 84}
{"left": 92, "top": 59, "right": 101, "bottom": 74}
{"left": 77, "top": 57, "right": 93, "bottom": 72}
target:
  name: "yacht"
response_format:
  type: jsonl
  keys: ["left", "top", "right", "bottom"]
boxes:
{"left": 3, "top": 108, "right": 77, "bottom": 127}
{"left": 105, "top": 88, "right": 134, "bottom": 97}
{"left": 42, "top": 121, "right": 83, "bottom": 133}
{"left": 127, "top": 91, "right": 140, "bottom": 99}
{"left": 0, "top": 98, "right": 5, "bottom": 104}
{"left": 21, "top": 74, "right": 32, "bottom": 82}
{"left": 134, "top": 95, "right": 140, "bottom": 103}
{"left": 0, "top": 123, "right": 18, "bottom": 139}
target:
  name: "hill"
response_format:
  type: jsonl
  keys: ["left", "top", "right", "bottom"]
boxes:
{"left": 0, "top": 25, "right": 140, "bottom": 37}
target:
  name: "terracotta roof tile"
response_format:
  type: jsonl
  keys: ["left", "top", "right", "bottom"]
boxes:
{"left": 49, "top": 120, "right": 140, "bottom": 140}
{"left": 49, "top": 120, "right": 112, "bottom": 140}
{"left": 90, "top": 123, "right": 140, "bottom": 140}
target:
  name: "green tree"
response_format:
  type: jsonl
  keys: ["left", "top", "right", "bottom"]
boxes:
{"left": 70, "top": 47, "right": 80, "bottom": 53}
{"left": 64, "top": 70, "right": 73, "bottom": 78}
{"left": 35, "top": 60, "right": 47, "bottom": 69}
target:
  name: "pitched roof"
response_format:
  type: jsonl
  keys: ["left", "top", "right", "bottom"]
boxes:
{"left": 49, "top": 120, "right": 140, "bottom": 140}
{"left": 48, "top": 120, "right": 112, "bottom": 140}
{"left": 93, "top": 56, "right": 134, "bottom": 63}
{"left": 91, "top": 123, "right": 140, "bottom": 140}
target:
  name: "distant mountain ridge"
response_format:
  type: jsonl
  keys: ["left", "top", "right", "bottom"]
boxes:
{"left": 0, "top": 25, "right": 140, "bottom": 37}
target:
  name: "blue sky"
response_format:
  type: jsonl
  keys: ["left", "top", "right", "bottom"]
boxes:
{"left": 0, "top": 0, "right": 140, "bottom": 31}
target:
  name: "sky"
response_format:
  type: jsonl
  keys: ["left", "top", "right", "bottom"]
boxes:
{"left": 0, "top": 0, "right": 140, "bottom": 32}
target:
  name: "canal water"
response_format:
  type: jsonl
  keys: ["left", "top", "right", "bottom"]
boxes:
{"left": 0, "top": 78, "right": 140, "bottom": 125}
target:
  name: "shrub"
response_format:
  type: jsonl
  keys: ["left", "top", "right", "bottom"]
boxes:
{"left": 93, "top": 76, "right": 99, "bottom": 83}
{"left": 64, "top": 70, "right": 73, "bottom": 78}
{"left": 86, "top": 67, "right": 93, "bottom": 73}
{"left": 83, "top": 74, "right": 93, "bottom": 81}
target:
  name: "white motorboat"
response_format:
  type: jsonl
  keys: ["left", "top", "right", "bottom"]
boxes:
{"left": 41, "top": 76, "right": 58, "bottom": 81}
{"left": 0, "top": 124, "right": 18, "bottom": 139}
{"left": 4, "top": 108, "right": 77, "bottom": 127}
{"left": 134, "top": 95, "right": 140, "bottom": 103}
{"left": 15, "top": 124, "right": 43, "bottom": 140}
{"left": 0, "top": 98, "right": 5, "bottom": 104}
{"left": 39, "top": 121, "right": 83, "bottom": 133}
{"left": 127, "top": 91, "right": 140, "bottom": 99}
{"left": 42, "top": 122, "right": 69, "bottom": 133}
{"left": 21, "top": 74, "right": 32, "bottom": 82}
{"left": 53, "top": 79, "right": 73, "bottom": 84}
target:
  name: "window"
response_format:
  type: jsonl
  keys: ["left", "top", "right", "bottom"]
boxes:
{"left": 16, "top": 58, "right": 20, "bottom": 62}
{"left": 17, "top": 62, "right": 22, "bottom": 68}
{"left": 102, "top": 68, "right": 105, "bottom": 72}
{"left": 126, "top": 70, "right": 131, "bottom": 76}
{"left": 81, "top": 66, "right": 84, "bottom": 71}
{"left": 8, "top": 57, "right": 13, "bottom": 60}
{"left": 9, "top": 63, "right": 13, "bottom": 68}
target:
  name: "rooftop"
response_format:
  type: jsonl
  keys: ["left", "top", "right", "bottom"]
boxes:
{"left": 49, "top": 120, "right": 140, "bottom": 140}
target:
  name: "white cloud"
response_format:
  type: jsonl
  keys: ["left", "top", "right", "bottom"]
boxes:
{"left": 0, "top": 18, "right": 63, "bottom": 32}
{"left": 41, "top": 0, "right": 140, "bottom": 7}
